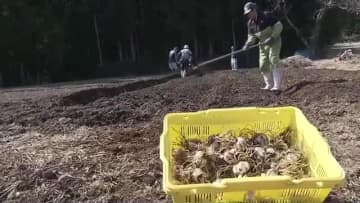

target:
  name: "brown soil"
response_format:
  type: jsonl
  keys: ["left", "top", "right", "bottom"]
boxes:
{"left": 0, "top": 61, "right": 359, "bottom": 202}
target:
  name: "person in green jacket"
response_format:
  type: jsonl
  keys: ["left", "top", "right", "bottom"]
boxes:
{"left": 242, "top": 2, "right": 284, "bottom": 91}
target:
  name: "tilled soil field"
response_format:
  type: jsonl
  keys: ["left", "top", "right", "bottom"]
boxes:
{"left": 0, "top": 63, "right": 359, "bottom": 203}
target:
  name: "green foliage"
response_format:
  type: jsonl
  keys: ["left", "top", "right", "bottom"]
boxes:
{"left": 0, "top": 0, "right": 356, "bottom": 86}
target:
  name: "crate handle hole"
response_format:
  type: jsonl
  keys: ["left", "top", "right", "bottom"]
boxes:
{"left": 258, "top": 110, "right": 280, "bottom": 115}
{"left": 291, "top": 179, "right": 303, "bottom": 184}
{"left": 316, "top": 181, "right": 324, "bottom": 187}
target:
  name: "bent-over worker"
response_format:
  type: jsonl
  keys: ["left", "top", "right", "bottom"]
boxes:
{"left": 179, "top": 44, "right": 193, "bottom": 78}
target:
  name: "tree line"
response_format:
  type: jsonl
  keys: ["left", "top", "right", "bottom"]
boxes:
{"left": 0, "top": 0, "right": 358, "bottom": 87}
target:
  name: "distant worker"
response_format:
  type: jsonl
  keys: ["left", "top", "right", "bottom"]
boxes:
{"left": 168, "top": 46, "right": 179, "bottom": 72}
{"left": 231, "top": 46, "right": 238, "bottom": 71}
{"left": 241, "top": 2, "right": 284, "bottom": 91}
{"left": 179, "top": 44, "right": 193, "bottom": 78}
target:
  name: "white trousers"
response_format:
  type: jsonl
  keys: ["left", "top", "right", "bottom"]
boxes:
{"left": 231, "top": 58, "right": 237, "bottom": 70}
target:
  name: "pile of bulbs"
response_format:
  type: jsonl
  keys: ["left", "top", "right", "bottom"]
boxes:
{"left": 172, "top": 128, "right": 309, "bottom": 184}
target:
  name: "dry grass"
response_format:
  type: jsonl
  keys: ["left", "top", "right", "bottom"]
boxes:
{"left": 0, "top": 126, "right": 165, "bottom": 203}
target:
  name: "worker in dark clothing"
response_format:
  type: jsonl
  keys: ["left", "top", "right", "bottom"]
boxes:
{"left": 168, "top": 46, "right": 179, "bottom": 72}
{"left": 179, "top": 44, "right": 193, "bottom": 78}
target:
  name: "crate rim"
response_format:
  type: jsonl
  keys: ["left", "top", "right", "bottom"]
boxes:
{"left": 162, "top": 106, "right": 298, "bottom": 117}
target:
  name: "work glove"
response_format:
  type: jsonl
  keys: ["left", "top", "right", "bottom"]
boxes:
{"left": 263, "top": 37, "right": 274, "bottom": 45}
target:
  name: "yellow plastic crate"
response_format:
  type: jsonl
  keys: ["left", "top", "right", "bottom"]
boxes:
{"left": 160, "top": 107, "right": 345, "bottom": 203}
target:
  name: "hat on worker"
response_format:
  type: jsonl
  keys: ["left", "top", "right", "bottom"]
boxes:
{"left": 243, "top": 2, "right": 257, "bottom": 15}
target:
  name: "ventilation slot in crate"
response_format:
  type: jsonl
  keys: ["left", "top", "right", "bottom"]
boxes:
{"left": 185, "top": 192, "right": 223, "bottom": 203}
{"left": 252, "top": 120, "right": 285, "bottom": 135}
{"left": 180, "top": 125, "right": 210, "bottom": 137}
{"left": 282, "top": 188, "right": 320, "bottom": 198}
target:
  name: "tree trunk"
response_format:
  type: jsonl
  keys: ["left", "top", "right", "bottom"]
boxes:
{"left": 232, "top": 18, "right": 237, "bottom": 48}
{"left": 130, "top": 32, "right": 137, "bottom": 62}
{"left": 137, "top": 0, "right": 145, "bottom": 58}
{"left": 20, "top": 64, "right": 25, "bottom": 85}
{"left": 0, "top": 72, "right": 3, "bottom": 87}
{"left": 26, "top": 71, "right": 32, "bottom": 85}
{"left": 282, "top": 8, "right": 310, "bottom": 50}
{"left": 194, "top": 35, "right": 199, "bottom": 59}
{"left": 37, "top": 71, "right": 41, "bottom": 84}
{"left": 94, "top": 15, "right": 103, "bottom": 66}
{"left": 118, "top": 41, "right": 124, "bottom": 62}
{"left": 208, "top": 40, "right": 214, "bottom": 57}
{"left": 311, "top": 8, "right": 327, "bottom": 57}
